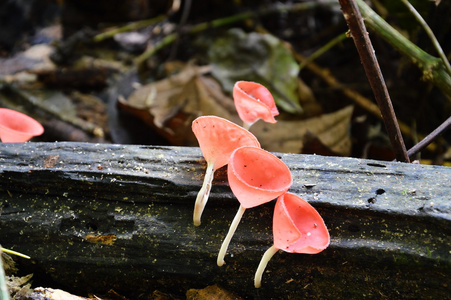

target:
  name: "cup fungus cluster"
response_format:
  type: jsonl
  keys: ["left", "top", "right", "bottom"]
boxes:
{"left": 192, "top": 81, "right": 330, "bottom": 288}
{"left": 192, "top": 116, "right": 260, "bottom": 226}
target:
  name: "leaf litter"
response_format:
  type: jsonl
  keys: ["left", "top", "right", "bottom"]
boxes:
{"left": 119, "top": 62, "right": 353, "bottom": 156}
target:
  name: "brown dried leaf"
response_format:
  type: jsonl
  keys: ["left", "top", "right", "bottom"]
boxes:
{"left": 186, "top": 284, "right": 242, "bottom": 300}
{"left": 119, "top": 63, "right": 240, "bottom": 145}
{"left": 6, "top": 274, "right": 33, "bottom": 299}
{"left": 251, "top": 105, "right": 354, "bottom": 155}
{"left": 120, "top": 63, "right": 353, "bottom": 155}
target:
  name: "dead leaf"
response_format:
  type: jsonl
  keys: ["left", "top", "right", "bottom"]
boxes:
{"left": 119, "top": 63, "right": 240, "bottom": 145}
{"left": 251, "top": 105, "right": 354, "bottom": 155}
{"left": 6, "top": 274, "right": 34, "bottom": 299}
{"left": 186, "top": 284, "right": 242, "bottom": 300}
{"left": 0, "top": 85, "right": 109, "bottom": 142}
{"left": 0, "top": 44, "right": 55, "bottom": 77}
{"left": 120, "top": 63, "right": 353, "bottom": 155}
{"left": 297, "top": 78, "right": 323, "bottom": 118}
{"left": 1, "top": 252, "right": 18, "bottom": 275}
{"left": 302, "top": 131, "right": 343, "bottom": 156}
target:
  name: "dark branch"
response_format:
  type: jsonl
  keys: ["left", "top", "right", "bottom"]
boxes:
{"left": 338, "top": 0, "right": 410, "bottom": 162}
{"left": 407, "top": 116, "right": 451, "bottom": 159}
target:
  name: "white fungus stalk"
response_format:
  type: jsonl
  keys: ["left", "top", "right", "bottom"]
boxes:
{"left": 217, "top": 204, "right": 246, "bottom": 266}
{"left": 193, "top": 162, "right": 215, "bottom": 226}
{"left": 254, "top": 245, "right": 279, "bottom": 288}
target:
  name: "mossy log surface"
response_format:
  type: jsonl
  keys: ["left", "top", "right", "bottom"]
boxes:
{"left": 0, "top": 142, "right": 449, "bottom": 299}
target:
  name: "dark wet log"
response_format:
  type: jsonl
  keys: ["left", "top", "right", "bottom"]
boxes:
{"left": 0, "top": 142, "right": 449, "bottom": 299}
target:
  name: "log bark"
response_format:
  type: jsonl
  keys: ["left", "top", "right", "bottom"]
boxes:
{"left": 0, "top": 142, "right": 449, "bottom": 299}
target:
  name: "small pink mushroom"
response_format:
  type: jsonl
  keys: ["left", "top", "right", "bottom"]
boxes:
{"left": 192, "top": 116, "right": 260, "bottom": 226}
{"left": 0, "top": 108, "right": 44, "bottom": 143}
{"left": 254, "top": 192, "right": 330, "bottom": 288}
{"left": 217, "top": 146, "right": 292, "bottom": 266}
{"left": 233, "top": 81, "right": 279, "bottom": 130}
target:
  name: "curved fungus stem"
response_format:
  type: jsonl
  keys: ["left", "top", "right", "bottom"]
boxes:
{"left": 217, "top": 204, "right": 247, "bottom": 266}
{"left": 1, "top": 247, "right": 30, "bottom": 259}
{"left": 242, "top": 122, "right": 252, "bottom": 131}
{"left": 193, "top": 162, "right": 215, "bottom": 226}
{"left": 254, "top": 244, "right": 279, "bottom": 288}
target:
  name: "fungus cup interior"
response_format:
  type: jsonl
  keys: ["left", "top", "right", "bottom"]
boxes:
{"left": 254, "top": 192, "right": 330, "bottom": 288}
{"left": 273, "top": 193, "right": 330, "bottom": 253}
{"left": 233, "top": 81, "right": 279, "bottom": 129}
{"left": 228, "top": 146, "right": 292, "bottom": 208}
{"left": 217, "top": 146, "right": 292, "bottom": 266}
{"left": 0, "top": 108, "right": 44, "bottom": 143}
{"left": 191, "top": 116, "right": 260, "bottom": 226}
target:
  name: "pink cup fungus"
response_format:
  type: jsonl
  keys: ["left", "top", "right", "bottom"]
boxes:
{"left": 217, "top": 146, "right": 292, "bottom": 266}
{"left": 0, "top": 108, "right": 44, "bottom": 143}
{"left": 233, "top": 81, "right": 279, "bottom": 130}
{"left": 192, "top": 116, "right": 260, "bottom": 226}
{"left": 254, "top": 192, "right": 330, "bottom": 288}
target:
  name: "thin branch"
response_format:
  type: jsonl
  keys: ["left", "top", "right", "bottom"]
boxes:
{"left": 287, "top": 46, "right": 441, "bottom": 154}
{"left": 338, "top": 0, "right": 410, "bottom": 162}
{"left": 134, "top": 1, "right": 339, "bottom": 67}
{"left": 407, "top": 116, "right": 451, "bottom": 159}
{"left": 169, "top": 0, "right": 193, "bottom": 60}
{"left": 93, "top": 15, "right": 166, "bottom": 42}
{"left": 299, "top": 32, "right": 348, "bottom": 72}
{"left": 400, "top": 0, "right": 451, "bottom": 76}
{"left": 356, "top": 0, "right": 451, "bottom": 101}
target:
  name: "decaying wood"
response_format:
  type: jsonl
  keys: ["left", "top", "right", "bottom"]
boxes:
{"left": 0, "top": 142, "right": 449, "bottom": 299}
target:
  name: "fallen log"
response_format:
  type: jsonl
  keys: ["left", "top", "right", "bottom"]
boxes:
{"left": 0, "top": 142, "right": 449, "bottom": 299}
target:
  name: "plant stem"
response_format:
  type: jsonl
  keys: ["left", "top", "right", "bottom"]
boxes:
{"left": 93, "top": 15, "right": 166, "bottom": 42}
{"left": 299, "top": 32, "right": 348, "bottom": 71}
{"left": 193, "top": 162, "right": 215, "bottom": 226}
{"left": 134, "top": 1, "right": 339, "bottom": 67}
{"left": 339, "top": 0, "right": 410, "bottom": 162}
{"left": 217, "top": 205, "right": 246, "bottom": 266}
{"left": 356, "top": 0, "right": 451, "bottom": 100}
{"left": 399, "top": 0, "right": 451, "bottom": 76}
{"left": 406, "top": 116, "right": 451, "bottom": 159}
{"left": 289, "top": 47, "right": 438, "bottom": 152}
{"left": 1, "top": 248, "right": 30, "bottom": 259}
{"left": 243, "top": 122, "right": 252, "bottom": 131}
{"left": 254, "top": 244, "right": 279, "bottom": 288}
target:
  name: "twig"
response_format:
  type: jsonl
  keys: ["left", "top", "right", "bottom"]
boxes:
{"left": 299, "top": 32, "right": 348, "bottom": 72}
{"left": 406, "top": 116, "right": 451, "bottom": 159}
{"left": 287, "top": 46, "right": 439, "bottom": 154}
{"left": 356, "top": 0, "right": 451, "bottom": 101}
{"left": 169, "top": 0, "right": 193, "bottom": 60}
{"left": 1, "top": 248, "right": 30, "bottom": 259}
{"left": 93, "top": 15, "right": 166, "bottom": 42}
{"left": 134, "top": 1, "right": 339, "bottom": 67}
{"left": 400, "top": 0, "right": 451, "bottom": 76}
{"left": 338, "top": 0, "right": 410, "bottom": 162}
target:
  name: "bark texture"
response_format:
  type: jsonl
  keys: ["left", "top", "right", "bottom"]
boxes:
{"left": 0, "top": 142, "right": 449, "bottom": 299}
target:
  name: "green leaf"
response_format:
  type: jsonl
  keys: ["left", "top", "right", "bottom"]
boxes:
{"left": 208, "top": 28, "right": 302, "bottom": 114}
